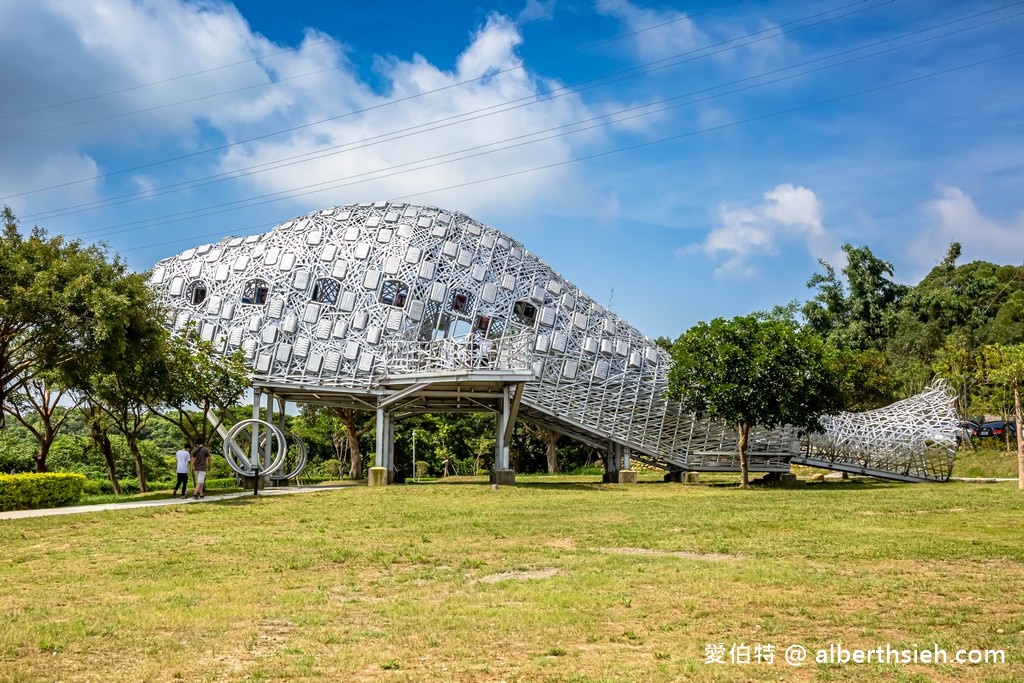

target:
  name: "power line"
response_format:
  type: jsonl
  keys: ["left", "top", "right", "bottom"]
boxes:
{"left": 29, "top": 1, "right": 1021, "bottom": 229}
{"left": 100, "top": 48, "right": 1024, "bottom": 255}
{"left": 0, "top": 0, "right": 492, "bottom": 121}
{"left": 0, "top": 0, "right": 738, "bottom": 142}
{"left": 9, "top": 0, "right": 885, "bottom": 208}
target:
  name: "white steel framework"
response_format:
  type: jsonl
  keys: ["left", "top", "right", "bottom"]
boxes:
{"left": 148, "top": 202, "right": 959, "bottom": 483}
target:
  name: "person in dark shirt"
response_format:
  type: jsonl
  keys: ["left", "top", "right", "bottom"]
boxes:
{"left": 190, "top": 440, "right": 211, "bottom": 499}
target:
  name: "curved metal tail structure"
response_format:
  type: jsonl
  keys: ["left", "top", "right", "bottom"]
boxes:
{"left": 149, "top": 202, "right": 958, "bottom": 483}
{"left": 798, "top": 380, "right": 960, "bottom": 482}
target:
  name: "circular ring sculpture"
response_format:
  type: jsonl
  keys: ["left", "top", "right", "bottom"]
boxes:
{"left": 223, "top": 418, "right": 289, "bottom": 477}
{"left": 270, "top": 433, "right": 308, "bottom": 482}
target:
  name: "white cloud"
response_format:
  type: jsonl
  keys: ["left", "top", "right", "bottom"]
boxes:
{"left": 0, "top": 1, "right": 609, "bottom": 224}
{"left": 917, "top": 185, "right": 1024, "bottom": 266}
{"left": 517, "top": 0, "right": 555, "bottom": 23}
{"left": 684, "top": 184, "right": 833, "bottom": 277}
{"left": 596, "top": 0, "right": 706, "bottom": 62}
{"left": 216, "top": 12, "right": 602, "bottom": 216}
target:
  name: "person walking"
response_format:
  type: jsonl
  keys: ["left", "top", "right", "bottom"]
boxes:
{"left": 191, "top": 440, "right": 211, "bottom": 499}
{"left": 173, "top": 443, "right": 191, "bottom": 498}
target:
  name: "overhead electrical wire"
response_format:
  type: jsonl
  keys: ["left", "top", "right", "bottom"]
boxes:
{"left": 121, "top": 45, "right": 1024, "bottom": 257}
{"left": 10, "top": 0, "right": 890, "bottom": 211}
{"left": 5, "top": 2, "right": 1021, "bottom": 260}
{"left": 30, "top": 1, "right": 1023, "bottom": 234}
{"left": 5, "top": 0, "right": 870, "bottom": 202}
{"left": 0, "top": 0, "right": 739, "bottom": 140}
{"left": 105, "top": 47, "right": 1023, "bottom": 256}
{"left": 0, "top": 0, "right": 506, "bottom": 121}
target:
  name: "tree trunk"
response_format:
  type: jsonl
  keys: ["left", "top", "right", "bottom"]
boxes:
{"left": 127, "top": 434, "right": 148, "bottom": 493}
{"left": 89, "top": 415, "right": 121, "bottom": 495}
{"left": 544, "top": 429, "right": 559, "bottom": 474}
{"left": 33, "top": 442, "right": 50, "bottom": 473}
{"left": 338, "top": 409, "right": 364, "bottom": 480}
{"left": 332, "top": 429, "right": 347, "bottom": 479}
{"left": 1014, "top": 384, "right": 1023, "bottom": 491}
{"left": 738, "top": 422, "right": 750, "bottom": 489}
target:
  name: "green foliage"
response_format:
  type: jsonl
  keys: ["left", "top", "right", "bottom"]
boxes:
{"left": 0, "top": 427, "right": 35, "bottom": 473}
{"left": 151, "top": 324, "right": 250, "bottom": 445}
{"left": 0, "top": 472, "right": 86, "bottom": 511}
{"left": 46, "top": 433, "right": 171, "bottom": 483}
{"left": 666, "top": 314, "right": 845, "bottom": 434}
{"left": 828, "top": 347, "right": 899, "bottom": 411}
{"left": 803, "top": 244, "right": 906, "bottom": 351}
{"left": 0, "top": 207, "right": 157, "bottom": 422}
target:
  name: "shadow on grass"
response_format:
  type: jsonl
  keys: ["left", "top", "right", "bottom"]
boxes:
{"left": 392, "top": 478, "right": 906, "bottom": 492}
{"left": 206, "top": 497, "right": 263, "bottom": 507}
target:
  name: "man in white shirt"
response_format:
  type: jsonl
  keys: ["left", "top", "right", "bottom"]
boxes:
{"left": 173, "top": 443, "right": 191, "bottom": 499}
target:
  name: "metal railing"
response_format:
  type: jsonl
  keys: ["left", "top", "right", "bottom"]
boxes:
{"left": 380, "top": 332, "right": 534, "bottom": 375}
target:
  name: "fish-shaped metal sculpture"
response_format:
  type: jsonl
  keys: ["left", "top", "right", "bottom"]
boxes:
{"left": 149, "top": 201, "right": 958, "bottom": 482}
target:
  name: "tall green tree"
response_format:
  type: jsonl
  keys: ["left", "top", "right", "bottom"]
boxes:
{"left": 666, "top": 314, "right": 845, "bottom": 487}
{"left": 982, "top": 344, "right": 1024, "bottom": 489}
{"left": 1, "top": 207, "right": 162, "bottom": 470}
{"left": 147, "top": 324, "right": 249, "bottom": 447}
{"left": 803, "top": 243, "right": 907, "bottom": 351}
{"left": 73, "top": 270, "right": 169, "bottom": 491}
{"left": 3, "top": 374, "right": 81, "bottom": 473}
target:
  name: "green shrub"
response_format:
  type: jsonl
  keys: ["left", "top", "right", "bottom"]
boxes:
{"left": 0, "top": 449, "right": 34, "bottom": 475}
{"left": 565, "top": 465, "right": 604, "bottom": 476}
{"left": 301, "top": 461, "right": 335, "bottom": 480}
{"left": 204, "top": 478, "right": 238, "bottom": 490}
{"left": 0, "top": 473, "right": 87, "bottom": 512}
{"left": 48, "top": 434, "right": 173, "bottom": 483}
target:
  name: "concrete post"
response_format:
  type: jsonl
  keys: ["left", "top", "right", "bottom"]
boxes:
{"left": 262, "top": 391, "right": 274, "bottom": 487}
{"left": 618, "top": 444, "right": 636, "bottom": 484}
{"left": 387, "top": 413, "right": 396, "bottom": 484}
{"left": 370, "top": 406, "right": 390, "bottom": 486}
{"left": 603, "top": 441, "right": 620, "bottom": 483}
{"left": 491, "top": 385, "right": 515, "bottom": 485}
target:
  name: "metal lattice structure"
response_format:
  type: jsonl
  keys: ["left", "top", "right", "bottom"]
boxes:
{"left": 148, "top": 201, "right": 958, "bottom": 483}
{"left": 797, "top": 380, "right": 960, "bottom": 482}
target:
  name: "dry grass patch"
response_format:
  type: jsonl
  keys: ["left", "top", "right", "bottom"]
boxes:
{"left": 599, "top": 547, "right": 741, "bottom": 561}
{"left": 478, "top": 568, "right": 561, "bottom": 583}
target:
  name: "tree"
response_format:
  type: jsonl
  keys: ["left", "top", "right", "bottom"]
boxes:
{"left": 76, "top": 272, "right": 169, "bottom": 491}
{"left": 1, "top": 207, "right": 161, "bottom": 471}
{"left": 3, "top": 374, "right": 82, "bottom": 472}
{"left": 148, "top": 324, "right": 249, "bottom": 446}
{"left": 291, "top": 405, "right": 350, "bottom": 471}
{"left": 81, "top": 401, "right": 122, "bottom": 494}
{"left": 334, "top": 408, "right": 373, "bottom": 480}
{"left": 982, "top": 344, "right": 1024, "bottom": 489}
{"left": 803, "top": 243, "right": 907, "bottom": 351}
{"left": 666, "top": 314, "right": 845, "bottom": 487}
{"left": 528, "top": 424, "right": 560, "bottom": 473}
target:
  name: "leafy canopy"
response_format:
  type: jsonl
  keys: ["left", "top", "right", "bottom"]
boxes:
{"left": 665, "top": 314, "right": 845, "bottom": 434}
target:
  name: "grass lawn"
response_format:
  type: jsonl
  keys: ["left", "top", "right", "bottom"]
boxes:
{"left": 950, "top": 446, "right": 1022, "bottom": 479}
{"left": 1, "top": 475, "right": 1022, "bottom": 682}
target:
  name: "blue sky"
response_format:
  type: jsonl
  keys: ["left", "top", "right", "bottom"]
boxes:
{"left": 2, "top": 0, "right": 1023, "bottom": 340}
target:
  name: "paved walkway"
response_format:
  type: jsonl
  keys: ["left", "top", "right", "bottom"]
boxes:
{"left": 0, "top": 485, "right": 348, "bottom": 521}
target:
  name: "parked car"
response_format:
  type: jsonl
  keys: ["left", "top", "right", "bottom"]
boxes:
{"left": 960, "top": 421, "right": 980, "bottom": 437}
{"left": 974, "top": 421, "right": 1017, "bottom": 439}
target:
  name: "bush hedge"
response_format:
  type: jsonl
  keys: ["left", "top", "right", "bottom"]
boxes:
{"left": 0, "top": 473, "right": 87, "bottom": 512}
